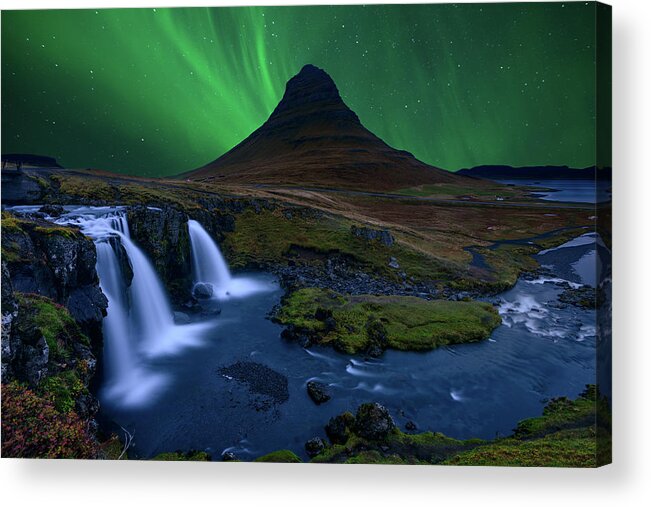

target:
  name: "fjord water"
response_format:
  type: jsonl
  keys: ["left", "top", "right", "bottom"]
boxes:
{"left": 7, "top": 205, "right": 600, "bottom": 460}
{"left": 496, "top": 179, "right": 611, "bottom": 203}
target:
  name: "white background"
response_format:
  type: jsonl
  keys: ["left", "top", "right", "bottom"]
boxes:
{"left": 1, "top": 0, "right": 649, "bottom": 505}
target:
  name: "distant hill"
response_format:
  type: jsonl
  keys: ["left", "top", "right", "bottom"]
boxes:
{"left": 456, "top": 165, "right": 612, "bottom": 181}
{"left": 2, "top": 153, "right": 63, "bottom": 169}
{"left": 183, "top": 64, "right": 480, "bottom": 192}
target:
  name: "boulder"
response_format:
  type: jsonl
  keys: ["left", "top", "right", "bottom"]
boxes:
{"left": 305, "top": 437, "right": 327, "bottom": 457}
{"left": 173, "top": 311, "right": 191, "bottom": 324}
{"left": 193, "top": 282, "right": 214, "bottom": 299}
{"left": 325, "top": 412, "right": 355, "bottom": 445}
{"left": 38, "top": 204, "right": 65, "bottom": 217}
{"left": 388, "top": 257, "right": 400, "bottom": 269}
{"left": 350, "top": 225, "right": 394, "bottom": 247}
{"left": 306, "top": 381, "right": 331, "bottom": 404}
{"left": 221, "top": 451, "right": 238, "bottom": 462}
{"left": 354, "top": 403, "right": 395, "bottom": 440}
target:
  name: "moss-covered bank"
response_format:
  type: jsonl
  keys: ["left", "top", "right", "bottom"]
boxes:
{"left": 274, "top": 288, "right": 501, "bottom": 355}
{"left": 307, "top": 386, "right": 610, "bottom": 467}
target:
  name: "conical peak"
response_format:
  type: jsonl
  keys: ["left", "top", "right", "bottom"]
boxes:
{"left": 291, "top": 64, "right": 339, "bottom": 93}
{"left": 270, "top": 64, "right": 348, "bottom": 118}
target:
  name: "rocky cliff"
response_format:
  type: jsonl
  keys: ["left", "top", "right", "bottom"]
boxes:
{"left": 1, "top": 212, "right": 108, "bottom": 346}
{"left": 1, "top": 212, "right": 109, "bottom": 457}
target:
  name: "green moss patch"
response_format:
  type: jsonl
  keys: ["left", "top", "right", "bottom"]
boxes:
{"left": 254, "top": 450, "right": 302, "bottom": 463}
{"left": 39, "top": 370, "right": 86, "bottom": 413}
{"left": 16, "top": 293, "right": 90, "bottom": 361}
{"left": 151, "top": 450, "right": 211, "bottom": 461}
{"left": 275, "top": 288, "right": 501, "bottom": 354}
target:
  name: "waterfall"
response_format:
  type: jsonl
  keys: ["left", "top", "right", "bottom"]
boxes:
{"left": 188, "top": 219, "right": 231, "bottom": 290}
{"left": 187, "top": 219, "right": 270, "bottom": 299}
{"left": 47, "top": 207, "right": 208, "bottom": 405}
{"left": 95, "top": 241, "right": 133, "bottom": 382}
{"left": 118, "top": 233, "right": 175, "bottom": 347}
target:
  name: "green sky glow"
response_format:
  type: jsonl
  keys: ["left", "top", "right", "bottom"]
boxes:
{"left": 2, "top": 3, "right": 600, "bottom": 176}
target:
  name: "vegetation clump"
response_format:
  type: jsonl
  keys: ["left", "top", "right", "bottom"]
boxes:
{"left": 151, "top": 450, "right": 211, "bottom": 461}
{"left": 1, "top": 382, "right": 99, "bottom": 459}
{"left": 253, "top": 450, "right": 302, "bottom": 463}
{"left": 275, "top": 288, "right": 501, "bottom": 354}
{"left": 16, "top": 293, "right": 90, "bottom": 361}
{"left": 308, "top": 386, "right": 609, "bottom": 466}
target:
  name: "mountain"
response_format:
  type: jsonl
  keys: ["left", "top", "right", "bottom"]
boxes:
{"left": 183, "top": 64, "right": 473, "bottom": 191}
{"left": 2, "top": 153, "right": 62, "bottom": 169}
{"left": 457, "top": 165, "right": 612, "bottom": 181}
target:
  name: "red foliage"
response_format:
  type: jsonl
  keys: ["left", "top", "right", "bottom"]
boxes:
{"left": 1, "top": 382, "right": 99, "bottom": 459}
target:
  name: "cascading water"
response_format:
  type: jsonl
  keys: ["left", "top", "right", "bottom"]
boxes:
{"left": 188, "top": 219, "right": 231, "bottom": 291}
{"left": 11, "top": 206, "right": 212, "bottom": 406}
{"left": 187, "top": 219, "right": 270, "bottom": 299}
{"left": 118, "top": 233, "right": 175, "bottom": 349}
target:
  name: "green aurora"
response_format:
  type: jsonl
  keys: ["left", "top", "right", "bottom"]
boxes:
{"left": 2, "top": 3, "right": 602, "bottom": 177}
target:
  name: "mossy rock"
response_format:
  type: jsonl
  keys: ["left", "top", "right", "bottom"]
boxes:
{"left": 253, "top": 450, "right": 302, "bottom": 463}
{"left": 15, "top": 293, "right": 90, "bottom": 362}
{"left": 151, "top": 450, "right": 211, "bottom": 461}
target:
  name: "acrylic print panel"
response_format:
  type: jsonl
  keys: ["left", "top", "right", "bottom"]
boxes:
{"left": 0, "top": 2, "right": 611, "bottom": 466}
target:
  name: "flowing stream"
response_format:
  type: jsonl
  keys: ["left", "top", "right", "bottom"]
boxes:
{"left": 6, "top": 204, "right": 603, "bottom": 460}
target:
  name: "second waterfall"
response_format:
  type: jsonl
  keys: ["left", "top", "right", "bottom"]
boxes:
{"left": 187, "top": 219, "right": 270, "bottom": 299}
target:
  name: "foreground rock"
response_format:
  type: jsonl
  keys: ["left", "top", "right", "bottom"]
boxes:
{"left": 192, "top": 282, "right": 214, "bottom": 299}
{"left": 557, "top": 284, "right": 603, "bottom": 309}
{"left": 305, "top": 437, "right": 327, "bottom": 457}
{"left": 219, "top": 361, "right": 289, "bottom": 409}
{"left": 306, "top": 380, "right": 331, "bottom": 404}
{"left": 354, "top": 403, "right": 396, "bottom": 440}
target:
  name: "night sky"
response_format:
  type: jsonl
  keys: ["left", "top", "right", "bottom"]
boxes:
{"left": 2, "top": 3, "right": 600, "bottom": 177}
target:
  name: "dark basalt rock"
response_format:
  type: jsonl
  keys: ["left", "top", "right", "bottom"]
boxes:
{"left": 126, "top": 205, "right": 192, "bottom": 302}
{"left": 365, "top": 318, "right": 388, "bottom": 358}
{"left": 219, "top": 361, "right": 289, "bottom": 405}
{"left": 350, "top": 225, "right": 394, "bottom": 247}
{"left": 1, "top": 262, "right": 19, "bottom": 382}
{"left": 405, "top": 421, "right": 417, "bottom": 432}
{"left": 221, "top": 451, "right": 238, "bottom": 462}
{"left": 38, "top": 204, "right": 65, "bottom": 217}
{"left": 192, "top": 282, "right": 214, "bottom": 299}
{"left": 557, "top": 284, "right": 603, "bottom": 309}
{"left": 305, "top": 437, "right": 327, "bottom": 457}
{"left": 1, "top": 213, "right": 108, "bottom": 347}
{"left": 325, "top": 411, "right": 355, "bottom": 445}
{"left": 173, "top": 311, "right": 191, "bottom": 324}
{"left": 0, "top": 171, "right": 46, "bottom": 204}
{"left": 306, "top": 380, "right": 331, "bottom": 405}
{"left": 354, "top": 403, "right": 395, "bottom": 440}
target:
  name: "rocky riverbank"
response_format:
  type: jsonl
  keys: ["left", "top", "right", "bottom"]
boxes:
{"left": 1, "top": 213, "right": 108, "bottom": 457}
{"left": 251, "top": 386, "right": 611, "bottom": 467}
